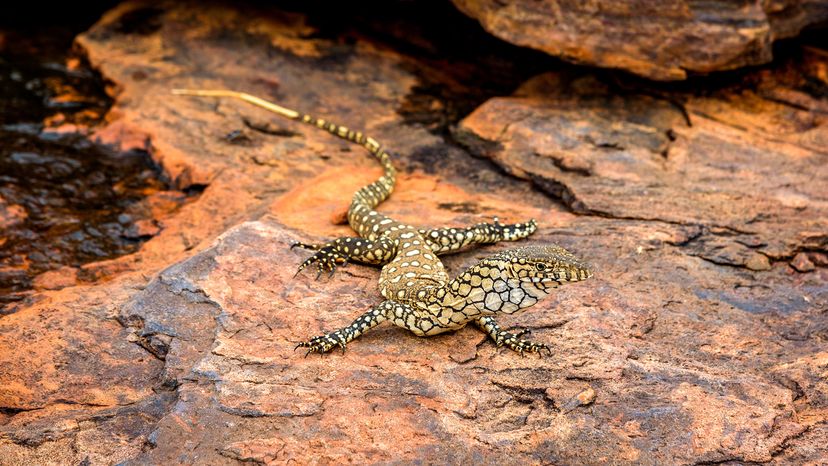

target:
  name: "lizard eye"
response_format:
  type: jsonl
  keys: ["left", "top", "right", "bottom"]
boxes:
{"left": 535, "top": 263, "right": 547, "bottom": 271}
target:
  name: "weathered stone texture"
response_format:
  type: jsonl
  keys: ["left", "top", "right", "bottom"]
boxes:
{"left": 1, "top": 1, "right": 826, "bottom": 465}
{"left": 451, "top": 0, "right": 828, "bottom": 80}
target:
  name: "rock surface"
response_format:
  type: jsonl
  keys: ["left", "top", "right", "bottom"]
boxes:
{"left": 1, "top": 1, "right": 827, "bottom": 465}
{"left": 451, "top": 0, "right": 828, "bottom": 80}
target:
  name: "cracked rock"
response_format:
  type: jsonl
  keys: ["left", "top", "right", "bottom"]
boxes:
{"left": 791, "top": 252, "right": 816, "bottom": 273}
{"left": 1, "top": 2, "right": 826, "bottom": 465}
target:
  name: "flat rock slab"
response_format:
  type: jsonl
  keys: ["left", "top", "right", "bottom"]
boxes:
{"left": 1, "top": 2, "right": 827, "bottom": 465}
{"left": 455, "top": 57, "right": 828, "bottom": 267}
{"left": 452, "top": 0, "right": 828, "bottom": 80}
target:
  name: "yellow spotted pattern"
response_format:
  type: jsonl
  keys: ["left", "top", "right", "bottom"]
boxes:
{"left": 172, "top": 89, "right": 592, "bottom": 356}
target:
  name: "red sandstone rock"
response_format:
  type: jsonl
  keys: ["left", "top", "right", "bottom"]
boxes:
{"left": 1, "top": 2, "right": 826, "bottom": 465}
{"left": 454, "top": 56, "right": 828, "bottom": 268}
{"left": 451, "top": 0, "right": 828, "bottom": 80}
{"left": 124, "top": 219, "right": 161, "bottom": 239}
{"left": 0, "top": 196, "right": 26, "bottom": 230}
{"left": 31, "top": 266, "right": 78, "bottom": 291}
{"left": 791, "top": 252, "right": 817, "bottom": 272}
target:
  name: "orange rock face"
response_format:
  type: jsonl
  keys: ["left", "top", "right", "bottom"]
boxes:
{"left": 452, "top": 0, "right": 828, "bottom": 80}
{"left": 1, "top": 2, "right": 827, "bottom": 465}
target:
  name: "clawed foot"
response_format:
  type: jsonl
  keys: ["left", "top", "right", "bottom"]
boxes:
{"left": 294, "top": 332, "right": 347, "bottom": 356}
{"left": 497, "top": 329, "right": 552, "bottom": 356}
{"left": 292, "top": 244, "right": 348, "bottom": 279}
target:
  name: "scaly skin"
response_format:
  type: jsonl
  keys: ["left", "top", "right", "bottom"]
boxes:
{"left": 173, "top": 88, "right": 593, "bottom": 356}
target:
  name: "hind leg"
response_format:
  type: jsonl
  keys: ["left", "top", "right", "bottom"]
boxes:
{"left": 292, "top": 236, "right": 397, "bottom": 278}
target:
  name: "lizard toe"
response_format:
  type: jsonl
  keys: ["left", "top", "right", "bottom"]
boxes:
{"left": 296, "top": 247, "right": 345, "bottom": 279}
{"left": 504, "top": 336, "right": 550, "bottom": 356}
{"left": 296, "top": 332, "right": 346, "bottom": 356}
{"left": 290, "top": 241, "right": 320, "bottom": 251}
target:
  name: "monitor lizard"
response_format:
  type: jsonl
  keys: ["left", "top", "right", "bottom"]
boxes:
{"left": 173, "top": 88, "right": 593, "bottom": 356}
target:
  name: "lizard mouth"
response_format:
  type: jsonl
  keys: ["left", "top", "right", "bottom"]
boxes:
{"left": 521, "top": 268, "right": 592, "bottom": 283}
{"left": 523, "top": 276, "right": 557, "bottom": 283}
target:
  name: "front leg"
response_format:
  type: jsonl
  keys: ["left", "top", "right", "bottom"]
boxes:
{"left": 419, "top": 217, "right": 537, "bottom": 254}
{"left": 296, "top": 300, "right": 453, "bottom": 355}
{"left": 293, "top": 236, "right": 397, "bottom": 278}
{"left": 476, "top": 316, "right": 551, "bottom": 356}
{"left": 296, "top": 301, "right": 392, "bottom": 355}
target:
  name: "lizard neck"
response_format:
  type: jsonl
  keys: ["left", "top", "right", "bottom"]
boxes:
{"left": 429, "top": 258, "right": 556, "bottom": 316}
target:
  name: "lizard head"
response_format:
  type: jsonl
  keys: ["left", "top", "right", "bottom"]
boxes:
{"left": 497, "top": 245, "right": 592, "bottom": 284}
{"left": 460, "top": 244, "right": 592, "bottom": 316}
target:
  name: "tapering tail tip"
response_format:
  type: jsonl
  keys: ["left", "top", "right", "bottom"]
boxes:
{"left": 172, "top": 88, "right": 200, "bottom": 96}
{"left": 171, "top": 88, "right": 234, "bottom": 97}
{"left": 170, "top": 88, "right": 300, "bottom": 119}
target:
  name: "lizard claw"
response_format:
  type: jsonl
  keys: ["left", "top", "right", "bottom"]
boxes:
{"left": 291, "top": 241, "right": 319, "bottom": 251}
{"left": 513, "top": 328, "right": 531, "bottom": 339}
{"left": 295, "top": 332, "right": 346, "bottom": 356}
{"left": 295, "top": 246, "right": 346, "bottom": 278}
{"left": 501, "top": 330, "right": 551, "bottom": 356}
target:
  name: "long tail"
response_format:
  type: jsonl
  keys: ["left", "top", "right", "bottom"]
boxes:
{"left": 171, "top": 89, "right": 397, "bottom": 224}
